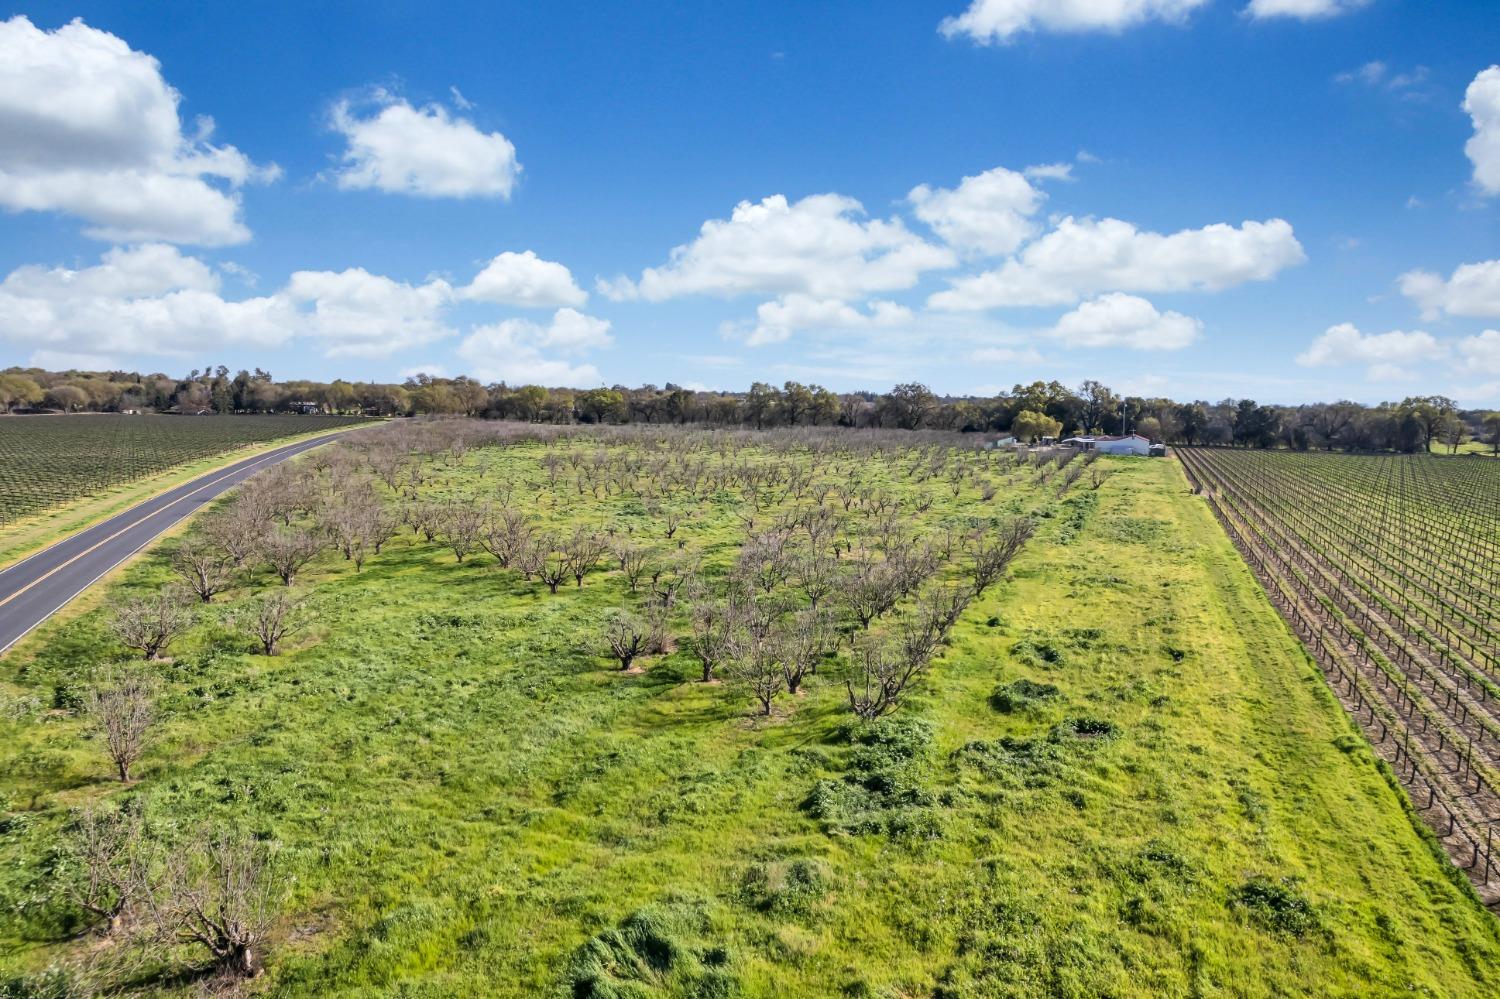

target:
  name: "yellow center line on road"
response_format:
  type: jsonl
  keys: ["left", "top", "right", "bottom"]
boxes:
{"left": 0, "top": 435, "right": 324, "bottom": 612}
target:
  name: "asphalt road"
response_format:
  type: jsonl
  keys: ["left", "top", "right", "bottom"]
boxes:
{"left": 0, "top": 430, "right": 355, "bottom": 656}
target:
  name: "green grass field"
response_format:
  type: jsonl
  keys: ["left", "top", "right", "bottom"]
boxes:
{"left": 0, "top": 432, "right": 1495, "bottom": 997}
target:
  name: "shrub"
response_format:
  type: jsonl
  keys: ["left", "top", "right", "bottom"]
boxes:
{"left": 989, "top": 678, "right": 1060, "bottom": 714}
{"left": 804, "top": 719, "right": 940, "bottom": 837}
{"left": 1229, "top": 876, "right": 1319, "bottom": 938}
{"left": 1051, "top": 716, "right": 1117, "bottom": 741}
{"left": 565, "top": 901, "right": 738, "bottom": 998}
{"left": 1011, "top": 638, "right": 1064, "bottom": 669}
{"left": 739, "top": 858, "right": 830, "bottom": 915}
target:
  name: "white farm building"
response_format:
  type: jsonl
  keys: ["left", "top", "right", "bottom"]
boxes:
{"left": 1093, "top": 434, "right": 1152, "bottom": 456}
{"left": 1059, "top": 434, "right": 1154, "bottom": 456}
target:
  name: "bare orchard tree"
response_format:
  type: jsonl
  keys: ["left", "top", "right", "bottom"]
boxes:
{"left": 841, "top": 555, "right": 903, "bottom": 630}
{"left": 531, "top": 537, "right": 570, "bottom": 594}
{"left": 172, "top": 538, "right": 236, "bottom": 603}
{"left": 144, "top": 828, "right": 282, "bottom": 980}
{"left": 688, "top": 591, "right": 745, "bottom": 683}
{"left": 319, "top": 495, "right": 385, "bottom": 571}
{"left": 478, "top": 507, "right": 533, "bottom": 568}
{"left": 737, "top": 529, "right": 793, "bottom": 595}
{"left": 565, "top": 529, "right": 610, "bottom": 588}
{"left": 733, "top": 632, "right": 785, "bottom": 716}
{"left": 201, "top": 504, "right": 265, "bottom": 567}
{"left": 237, "top": 590, "right": 312, "bottom": 656}
{"left": 795, "top": 551, "right": 839, "bottom": 611}
{"left": 844, "top": 631, "right": 932, "bottom": 720}
{"left": 611, "top": 541, "right": 654, "bottom": 592}
{"left": 111, "top": 587, "right": 194, "bottom": 659}
{"left": 966, "top": 517, "right": 1037, "bottom": 598}
{"left": 779, "top": 608, "right": 838, "bottom": 695}
{"left": 915, "top": 584, "right": 972, "bottom": 647}
{"left": 603, "top": 610, "right": 652, "bottom": 670}
{"left": 649, "top": 554, "right": 700, "bottom": 609}
{"left": 440, "top": 503, "right": 489, "bottom": 563}
{"left": 260, "top": 528, "right": 325, "bottom": 586}
{"left": 85, "top": 668, "right": 156, "bottom": 782}
{"left": 58, "top": 802, "right": 145, "bottom": 936}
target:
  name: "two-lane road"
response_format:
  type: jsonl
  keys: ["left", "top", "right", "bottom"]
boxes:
{"left": 0, "top": 430, "right": 356, "bottom": 655}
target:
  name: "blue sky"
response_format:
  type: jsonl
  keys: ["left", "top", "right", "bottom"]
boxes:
{"left": 0, "top": 1, "right": 1496, "bottom": 405}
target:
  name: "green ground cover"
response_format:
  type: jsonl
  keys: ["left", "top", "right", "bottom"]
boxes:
{"left": 0, "top": 429, "right": 1494, "bottom": 997}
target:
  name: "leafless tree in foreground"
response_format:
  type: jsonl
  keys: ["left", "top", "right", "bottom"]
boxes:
{"left": 85, "top": 668, "right": 156, "bottom": 782}
{"left": 612, "top": 541, "right": 654, "bottom": 592}
{"left": 111, "top": 588, "right": 194, "bottom": 660}
{"left": 779, "top": 608, "right": 838, "bottom": 695}
{"left": 530, "top": 536, "right": 570, "bottom": 594}
{"left": 59, "top": 803, "right": 145, "bottom": 935}
{"left": 734, "top": 632, "right": 785, "bottom": 716}
{"left": 688, "top": 592, "right": 745, "bottom": 683}
{"left": 966, "top": 517, "right": 1037, "bottom": 598}
{"left": 565, "top": 529, "right": 610, "bottom": 588}
{"left": 440, "top": 503, "right": 488, "bottom": 563}
{"left": 202, "top": 505, "right": 265, "bottom": 567}
{"left": 844, "top": 632, "right": 931, "bottom": 720}
{"left": 172, "top": 539, "right": 236, "bottom": 603}
{"left": 649, "top": 554, "right": 700, "bottom": 609}
{"left": 237, "top": 590, "right": 313, "bottom": 656}
{"left": 842, "top": 555, "right": 903, "bottom": 630}
{"left": 260, "top": 528, "right": 324, "bottom": 586}
{"left": 144, "top": 828, "right": 281, "bottom": 980}
{"left": 795, "top": 551, "right": 839, "bottom": 611}
{"left": 478, "top": 507, "right": 533, "bottom": 568}
{"left": 603, "top": 611, "right": 653, "bottom": 670}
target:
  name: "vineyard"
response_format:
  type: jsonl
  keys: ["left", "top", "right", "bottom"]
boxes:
{"left": 1177, "top": 447, "right": 1500, "bottom": 904}
{"left": 0, "top": 414, "right": 364, "bottom": 526}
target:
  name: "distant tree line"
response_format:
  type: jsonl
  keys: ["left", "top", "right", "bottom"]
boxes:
{"left": 3, "top": 365, "right": 1497, "bottom": 454}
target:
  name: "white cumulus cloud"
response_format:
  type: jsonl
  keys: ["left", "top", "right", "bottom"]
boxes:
{"left": 940, "top": 0, "right": 1209, "bottom": 44}
{"left": 1399, "top": 259, "right": 1500, "bottom": 319}
{"left": 462, "top": 250, "right": 586, "bottom": 307}
{"left": 0, "top": 244, "right": 293, "bottom": 359}
{"left": 746, "top": 295, "right": 913, "bottom": 346}
{"left": 282, "top": 268, "right": 455, "bottom": 358}
{"left": 1247, "top": 0, "right": 1372, "bottom": 19}
{"left": 457, "top": 308, "right": 612, "bottom": 386}
{"left": 1463, "top": 66, "right": 1500, "bottom": 196}
{"left": 330, "top": 92, "right": 520, "bottom": 199}
{"left": 1457, "top": 329, "right": 1500, "bottom": 375}
{"left": 929, "top": 216, "right": 1305, "bottom": 310}
{"left": 0, "top": 16, "right": 277, "bottom": 245}
{"left": 908, "top": 165, "right": 1046, "bottom": 256}
{"left": 602, "top": 193, "right": 955, "bottom": 302}
{"left": 1296, "top": 322, "right": 1441, "bottom": 381}
{"left": 1050, "top": 293, "right": 1201, "bottom": 350}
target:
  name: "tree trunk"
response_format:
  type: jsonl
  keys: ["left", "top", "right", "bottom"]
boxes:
{"left": 222, "top": 942, "right": 260, "bottom": 978}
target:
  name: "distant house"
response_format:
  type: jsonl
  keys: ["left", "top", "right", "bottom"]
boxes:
{"left": 289, "top": 400, "right": 321, "bottom": 415}
{"left": 984, "top": 435, "right": 1019, "bottom": 450}
{"left": 1093, "top": 434, "right": 1152, "bottom": 456}
{"left": 1060, "top": 436, "right": 1095, "bottom": 449}
{"left": 1149, "top": 443, "right": 1167, "bottom": 458}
